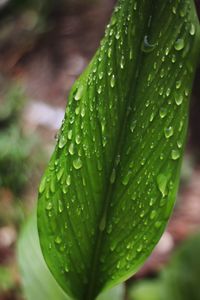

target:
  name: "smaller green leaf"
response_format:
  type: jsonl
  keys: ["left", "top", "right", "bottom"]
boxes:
{"left": 17, "top": 212, "right": 125, "bottom": 300}
{"left": 17, "top": 213, "right": 70, "bottom": 300}
{"left": 128, "top": 280, "right": 162, "bottom": 300}
{"left": 97, "top": 284, "right": 125, "bottom": 300}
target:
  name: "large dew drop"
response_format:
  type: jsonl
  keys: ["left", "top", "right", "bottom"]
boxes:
{"left": 157, "top": 174, "right": 168, "bottom": 197}
{"left": 141, "top": 35, "right": 156, "bottom": 53}
{"left": 171, "top": 149, "right": 180, "bottom": 160}
{"left": 174, "top": 38, "right": 185, "bottom": 51}
{"left": 164, "top": 126, "right": 174, "bottom": 138}
{"left": 74, "top": 85, "right": 84, "bottom": 101}
{"left": 73, "top": 158, "right": 83, "bottom": 170}
{"left": 175, "top": 93, "right": 183, "bottom": 106}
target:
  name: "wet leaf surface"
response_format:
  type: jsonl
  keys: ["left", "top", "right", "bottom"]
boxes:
{"left": 37, "top": 1, "right": 200, "bottom": 299}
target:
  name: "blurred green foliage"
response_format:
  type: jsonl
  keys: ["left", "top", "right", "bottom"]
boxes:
{"left": 129, "top": 232, "right": 200, "bottom": 300}
{"left": 0, "top": 266, "right": 14, "bottom": 292}
{"left": 0, "top": 125, "right": 35, "bottom": 193}
{"left": 0, "top": 82, "right": 36, "bottom": 194}
{"left": 0, "top": 83, "right": 24, "bottom": 124}
{"left": 128, "top": 280, "right": 162, "bottom": 300}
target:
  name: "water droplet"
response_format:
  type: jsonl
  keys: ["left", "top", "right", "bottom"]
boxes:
{"left": 120, "top": 55, "right": 125, "bottom": 69}
{"left": 68, "top": 130, "right": 72, "bottom": 140}
{"left": 55, "top": 236, "right": 62, "bottom": 244}
{"left": 108, "top": 47, "right": 112, "bottom": 58}
{"left": 174, "top": 38, "right": 185, "bottom": 51}
{"left": 81, "top": 107, "right": 85, "bottom": 117}
{"left": 115, "top": 30, "right": 120, "bottom": 40}
{"left": 99, "top": 214, "right": 106, "bottom": 232}
{"left": 57, "top": 168, "right": 64, "bottom": 181}
{"left": 64, "top": 265, "right": 69, "bottom": 273}
{"left": 171, "top": 149, "right": 180, "bottom": 160}
{"left": 172, "top": 5, "right": 177, "bottom": 14}
{"left": 97, "top": 160, "right": 103, "bottom": 172}
{"left": 66, "top": 175, "right": 71, "bottom": 186}
{"left": 99, "top": 72, "right": 103, "bottom": 80}
{"left": 130, "top": 120, "right": 137, "bottom": 132}
{"left": 97, "top": 86, "right": 102, "bottom": 94}
{"left": 141, "top": 158, "right": 145, "bottom": 166}
{"left": 46, "top": 202, "right": 52, "bottom": 211}
{"left": 179, "top": 120, "right": 184, "bottom": 132}
{"left": 164, "top": 126, "right": 174, "bottom": 138}
{"left": 166, "top": 88, "right": 171, "bottom": 97}
{"left": 177, "top": 140, "right": 182, "bottom": 149}
{"left": 110, "top": 75, "right": 115, "bottom": 88}
{"left": 50, "top": 177, "right": 56, "bottom": 193}
{"left": 160, "top": 68, "right": 165, "bottom": 78}
{"left": 75, "top": 107, "right": 80, "bottom": 115}
{"left": 165, "top": 47, "right": 170, "bottom": 55}
{"left": 110, "top": 168, "right": 116, "bottom": 184}
{"left": 129, "top": 49, "right": 133, "bottom": 60}
{"left": 74, "top": 85, "right": 84, "bottom": 101}
{"left": 175, "top": 93, "right": 183, "bottom": 106}
{"left": 149, "top": 198, "right": 155, "bottom": 206}
{"left": 184, "top": 88, "right": 189, "bottom": 96}
{"left": 157, "top": 174, "right": 168, "bottom": 197}
{"left": 122, "top": 171, "right": 131, "bottom": 186}
{"left": 159, "top": 107, "right": 167, "bottom": 119}
{"left": 131, "top": 192, "right": 136, "bottom": 201}
{"left": 189, "top": 23, "right": 196, "bottom": 36}
{"left": 140, "top": 210, "right": 145, "bottom": 218}
{"left": 150, "top": 112, "right": 155, "bottom": 122}
{"left": 155, "top": 221, "right": 162, "bottom": 228}
{"left": 58, "top": 135, "right": 67, "bottom": 149}
{"left": 150, "top": 210, "right": 157, "bottom": 220}
{"left": 58, "top": 200, "right": 64, "bottom": 213}
{"left": 179, "top": 8, "right": 186, "bottom": 17}
{"left": 116, "top": 261, "right": 121, "bottom": 270}
{"left": 172, "top": 54, "right": 176, "bottom": 63}
{"left": 137, "top": 244, "right": 143, "bottom": 253}
{"left": 69, "top": 143, "right": 75, "bottom": 155}
{"left": 73, "top": 158, "right": 82, "bottom": 170}
{"left": 39, "top": 176, "right": 46, "bottom": 193}
{"left": 176, "top": 80, "right": 181, "bottom": 89}
{"left": 141, "top": 35, "right": 156, "bottom": 53}
{"left": 75, "top": 135, "right": 81, "bottom": 145}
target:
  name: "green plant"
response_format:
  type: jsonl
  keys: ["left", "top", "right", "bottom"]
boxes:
{"left": 18, "top": 213, "right": 125, "bottom": 300}
{"left": 128, "top": 232, "right": 200, "bottom": 300}
{"left": 36, "top": 0, "right": 200, "bottom": 299}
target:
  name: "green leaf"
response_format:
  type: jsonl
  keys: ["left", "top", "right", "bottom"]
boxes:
{"left": 128, "top": 280, "right": 163, "bottom": 300}
{"left": 18, "top": 213, "right": 70, "bottom": 300}
{"left": 17, "top": 213, "right": 125, "bottom": 300}
{"left": 96, "top": 284, "right": 125, "bottom": 300}
{"left": 37, "top": 0, "right": 200, "bottom": 299}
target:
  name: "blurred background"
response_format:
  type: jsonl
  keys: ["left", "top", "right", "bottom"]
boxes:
{"left": 0, "top": 0, "right": 200, "bottom": 299}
